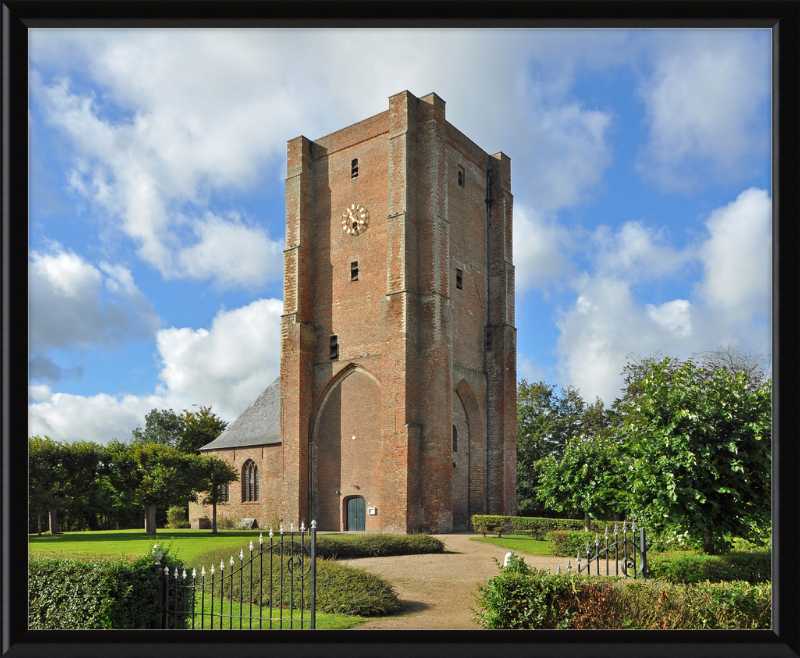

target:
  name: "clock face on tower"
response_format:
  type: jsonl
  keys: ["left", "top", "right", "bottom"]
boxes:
{"left": 342, "top": 203, "right": 370, "bottom": 236}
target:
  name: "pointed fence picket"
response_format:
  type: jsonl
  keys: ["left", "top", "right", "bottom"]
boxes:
{"left": 557, "top": 521, "right": 647, "bottom": 580}
{"left": 155, "top": 520, "right": 317, "bottom": 630}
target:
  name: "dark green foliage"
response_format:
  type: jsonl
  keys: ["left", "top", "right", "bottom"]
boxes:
{"left": 647, "top": 551, "right": 771, "bottom": 584}
{"left": 535, "top": 434, "right": 626, "bottom": 521}
{"left": 313, "top": 533, "right": 444, "bottom": 559}
{"left": 511, "top": 516, "right": 602, "bottom": 539}
{"left": 29, "top": 548, "right": 186, "bottom": 629}
{"left": 192, "top": 539, "right": 404, "bottom": 617}
{"left": 178, "top": 406, "right": 228, "bottom": 454}
{"left": 473, "top": 555, "right": 770, "bottom": 629}
{"left": 131, "top": 408, "right": 186, "bottom": 447}
{"left": 619, "top": 356, "right": 771, "bottom": 554}
{"left": 315, "top": 560, "right": 401, "bottom": 616}
{"left": 516, "top": 381, "right": 608, "bottom": 517}
{"left": 471, "top": 515, "right": 510, "bottom": 537}
{"left": 547, "top": 530, "right": 627, "bottom": 558}
{"left": 472, "top": 515, "right": 601, "bottom": 539}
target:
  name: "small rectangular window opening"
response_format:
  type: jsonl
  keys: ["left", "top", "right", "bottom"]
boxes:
{"left": 453, "top": 425, "right": 458, "bottom": 452}
{"left": 458, "top": 165, "right": 465, "bottom": 187}
{"left": 351, "top": 158, "right": 359, "bottom": 178}
{"left": 330, "top": 335, "right": 339, "bottom": 360}
{"left": 351, "top": 261, "right": 359, "bottom": 281}
{"left": 456, "top": 268, "right": 463, "bottom": 290}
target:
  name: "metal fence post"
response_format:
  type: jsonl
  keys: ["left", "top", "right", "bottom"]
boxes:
{"left": 640, "top": 527, "right": 648, "bottom": 580}
{"left": 311, "top": 520, "right": 317, "bottom": 630}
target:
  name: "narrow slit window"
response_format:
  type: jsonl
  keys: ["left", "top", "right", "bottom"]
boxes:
{"left": 453, "top": 425, "right": 458, "bottom": 452}
{"left": 351, "top": 261, "right": 359, "bottom": 281}
{"left": 456, "top": 268, "right": 463, "bottom": 290}
{"left": 351, "top": 158, "right": 359, "bottom": 178}
{"left": 458, "top": 165, "right": 465, "bottom": 187}
{"left": 330, "top": 335, "right": 339, "bottom": 360}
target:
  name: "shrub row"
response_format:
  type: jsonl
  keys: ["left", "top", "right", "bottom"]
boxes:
{"left": 193, "top": 543, "right": 400, "bottom": 617}
{"left": 315, "top": 533, "right": 444, "bottom": 559}
{"left": 473, "top": 555, "right": 771, "bottom": 629}
{"left": 648, "top": 551, "right": 771, "bottom": 584}
{"left": 471, "top": 515, "right": 602, "bottom": 539}
{"left": 29, "top": 548, "right": 184, "bottom": 629}
{"left": 547, "top": 530, "right": 633, "bottom": 558}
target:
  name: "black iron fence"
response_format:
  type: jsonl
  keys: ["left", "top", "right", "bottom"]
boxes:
{"left": 558, "top": 521, "right": 647, "bottom": 580}
{"left": 155, "top": 520, "right": 317, "bottom": 630}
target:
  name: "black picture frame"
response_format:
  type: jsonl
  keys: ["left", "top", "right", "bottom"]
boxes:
{"left": 4, "top": 2, "right": 799, "bottom": 657}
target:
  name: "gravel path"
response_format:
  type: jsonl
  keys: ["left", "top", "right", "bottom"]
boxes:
{"left": 342, "top": 533, "right": 569, "bottom": 630}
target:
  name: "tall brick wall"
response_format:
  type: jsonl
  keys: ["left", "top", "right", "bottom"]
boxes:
{"left": 197, "top": 91, "right": 516, "bottom": 534}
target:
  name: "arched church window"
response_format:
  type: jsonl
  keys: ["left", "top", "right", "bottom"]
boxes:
{"left": 242, "top": 460, "right": 259, "bottom": 502}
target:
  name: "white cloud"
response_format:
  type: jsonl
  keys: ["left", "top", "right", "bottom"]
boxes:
{"left": 28, "top": 298, "right": 283, "bottom": 444}
{"left": 29, "top": 243, "right": 160, "bottom": 357}
{"left": 155, "top": 298, "right": 283, "bottom": 418}
{"left": 514, "top": 205, "right": 572, "bottom": 293}
{"left": 636, "top": 31, "right": 770, "bottom": 191}
{"left": 30, "top": 29, "right": 617, "bottom": 292}
{"left": 697, "top": 187, "right": 771, "bottom": 321}
{"left": 553, "top": 189, "right": 771, "bottom": 404}
{"left": 175, "top": 212, "right": 283, "bottom": 289}
{"left": 593, "top": 221, "right": 690, "bottom": 281}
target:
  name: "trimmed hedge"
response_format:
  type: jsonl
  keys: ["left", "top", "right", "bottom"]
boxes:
{"left": 547, "top": 530, "right": 621, "bottom": 557}
{"left": 473, "top": 555, "right": 770, "bottom": 629}
{"left": 193, "top": 536, "right": 421, "bottom": 617}
{"left": 472, "top": 515, "right": 602, "bottom": 539}
{"left": 648, "top": 551, "right": 771, "bottom": 584}
{"left": 29, "top": 549, "right": 185, "bottom": 629}
{"left": 315, "top": 533, "right": 444, "bottom": 559}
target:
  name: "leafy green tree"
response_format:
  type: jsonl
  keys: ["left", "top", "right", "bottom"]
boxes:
{"left": 29, "top": 437, "right": 101, "bottom": 534}
{"left": 516, "top": 381, "right": 604, "bottom": 518}
{"left": 195, "top": 455, "right": 239, "bottom": 533}
{"left": 129, "top": 443, "right": 201, "bottom": 534}
{"left": 94, "top": 440, "right": 146, "bottom": 530}
{"left": 535, "top": 434, "right": 626, "bottom": 530}
{"left": 621, "top": 357, "right": 771, "bottom": 554}
{"left": 178, "top": 406, "right": 228, "bottom": 454}
{"left": 131, "top": 408, "right": 186, "bottom": 447}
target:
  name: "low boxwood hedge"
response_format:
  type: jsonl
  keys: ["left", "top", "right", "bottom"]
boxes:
{"left": 648, "top": 551, "right": 771, "bottom": 584}
{"left": 472, "top": 515, "right": 603, "bottom": 539}
{"left": 29, "top": 547, "right": 184, "bottom": 629}
{"left": 315, "top": 533, "right": 444, "bottom": 559}
{"left": 473, "top": 555, "right": 770, "bottom": 629}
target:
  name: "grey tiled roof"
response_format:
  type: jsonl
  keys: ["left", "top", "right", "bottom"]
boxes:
{"left": 199, "top": 377, "right": 281, "bottom": 450}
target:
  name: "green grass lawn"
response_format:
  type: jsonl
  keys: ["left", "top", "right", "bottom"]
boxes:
{"left": 29, "top": 529, "right": 373, "bottom": 629}
{"left": 29, "top": 529, "right": 290, "bottom": 564}
{"left": 470, "top": 534, "right": 553, "bottom": 556}
{"left": 185, "top": 595, "right": 369, "bottom": 630}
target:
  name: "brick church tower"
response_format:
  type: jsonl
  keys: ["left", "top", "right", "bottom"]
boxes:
{"left": 280, "top": 91, "right": 516, "bottom": 533}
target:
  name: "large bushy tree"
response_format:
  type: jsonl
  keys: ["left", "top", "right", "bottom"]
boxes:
{"left": 129, "top": 443, "right": 202, "bottom": 534}
{"left": 195, "top": 455, "right": 239, "bottom": 533}
{"left": 29, "top": 437, "right": 101, "bottom": 534}
{"left": 516, "top": 380, "right": 608, "bottom": 518}
{"left": 620, "top": 357, "right": 771, "bottom": 554}
{"left": 131, "top": 408, "right": 186, "bottom": 447}
{"left": 178, "top": 406, "right": 228, "bottom": 454}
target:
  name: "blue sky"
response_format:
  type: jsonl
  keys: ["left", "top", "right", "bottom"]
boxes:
{"left": 27, "top": 29, "right": 772, "bottom": 444}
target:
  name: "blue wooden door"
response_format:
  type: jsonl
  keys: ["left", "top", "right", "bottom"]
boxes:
{"left": 346, "top": 497, "right": 366, "bottom": 531}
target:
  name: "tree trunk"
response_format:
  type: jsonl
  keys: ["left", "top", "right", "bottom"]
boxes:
{"left": 212, "top": 503, "right": 217, "bottom": 534}
{"left": 144, "top": 503, "right": 158, "bottom": 534}
{"left": 584, "top": 511, "right": 590, "bottom": 532}
{"left": 48, "top": 507, "right": 59, "bottom": 535}
{"left": 703, "top": 529, "right": 715, "bottom": 554}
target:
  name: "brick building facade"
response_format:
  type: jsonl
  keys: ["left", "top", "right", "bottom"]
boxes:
{"left": 189, "top": 91, "right": 516, "bottom": 533}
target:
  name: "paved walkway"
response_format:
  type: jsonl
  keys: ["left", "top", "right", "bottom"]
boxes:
{"left": 342, "top": 533, "right": 569, "bottom": 630}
